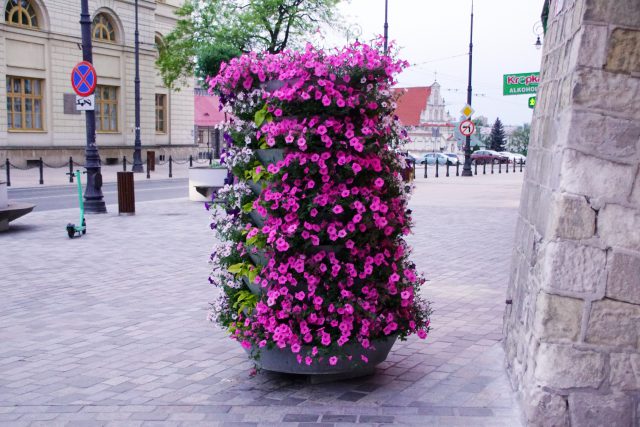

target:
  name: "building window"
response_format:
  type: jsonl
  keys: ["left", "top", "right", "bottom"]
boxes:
{"left": 95, "top": 85, "right": 118, "bottom": 132}
{"left": 154, "top": 34, "right": 165, "bottom": 55}
{"left": 6, "top": 76, "right": 44, "bottom": 131}
{"left": 5, "top": 0, "right": 39, "bottom": 28}
{"left": 92, "top": 13, "right": 115, "bottom": 42}
{"left": 155, "top": 94, "right": 167, "bottom": 133}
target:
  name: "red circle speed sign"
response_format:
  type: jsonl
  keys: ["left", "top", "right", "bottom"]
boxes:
{"left": 70, "top": 61, "right": 97, "bottom": 97}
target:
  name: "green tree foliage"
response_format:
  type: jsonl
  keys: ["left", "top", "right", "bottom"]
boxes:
{"left": 508, "top": 123, "right": 530, "bottom": 155}
{"left": 157, "top": 0, "right": 343, "bottom": 89}
{"left": 489, "top": 117, "right": 506, "bottom": 152}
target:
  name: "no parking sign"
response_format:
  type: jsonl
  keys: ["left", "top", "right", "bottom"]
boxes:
{"left": 71, "top": 61, "right": 97, "bottom": 96}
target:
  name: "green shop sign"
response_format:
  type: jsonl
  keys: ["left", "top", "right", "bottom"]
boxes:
{"left": 503, "top": 72, "right": 540, "bottom": 96}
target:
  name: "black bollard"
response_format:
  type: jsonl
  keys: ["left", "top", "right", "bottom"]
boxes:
{"left": 506, "top": 159, "right": 509, "bottom": 173}
{"left": 209, "top": 152, "right": 212, "bottom": 165}
{"left": 491, "top": 160, "right": 495, "bottom": 174}
{"left": 123, "top": 156, "right": 127, "bottom": 172}
{"left": 169, "top": 156, "right": 173, "bottom": 178}
{"left": 189, "top": 155, "right": 193, "bottom": 168}
{"left": 520, "top": 158, "right": 524, "bottom": 172}
{"left": 5, "top": 158, "right": 10, "bottom": 187}
{"left": 69, "top": 157, "right": 74, "bottom": 183}
{"left": 39, "top": 157, "right": 44, "bottom": 185}
{"left": 483, "top": 160, "right": 486, "bottom": 175}
{"left": 423, "top": 162, "right": 427, "bottom": 178}
{"left": 446, "top": 162, "right": 450, "bottom": 177}
{"left": 499, "top": 161, "right": 502, "bottom": 174}
{"left": 513, "top": 160, "right": 516, "bottom": 173}
{"left": 456, "top": 162, "right": 459, "bottom": 176}
{"left": 435, "top": 161, "right": 439, "bottom": 178}
{"left": 474, "top": 161, "right": 478, "bottom": 175}
{"left": 146, "top": 158, "right": 150, "bottom": 179}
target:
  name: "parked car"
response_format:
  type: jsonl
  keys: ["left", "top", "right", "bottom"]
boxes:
{"left": 512, "top": 153, "right": 527, "bottom": 164}
{"left": 404, "top": 152, "right": 420, "bottom": 163}
{"left": 498, "top": 152, "right": 519, "bottom": 164}
{"left": 442, "top": 153, "right": 461, "bottom": 165}
{"left": 470, "top": 150, "right": 509, "bottom": 164}
{"left": 421, "top": 153, "right": 452, "bottom": 165}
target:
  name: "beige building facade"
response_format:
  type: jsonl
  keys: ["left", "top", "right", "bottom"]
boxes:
{"left": 0, "top": 0, "right": 194, "bottom": 166}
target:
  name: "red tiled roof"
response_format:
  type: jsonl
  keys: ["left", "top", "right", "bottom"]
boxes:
{"left": 392, "top": 86, "right": 431, "bottom": 126}
{"left": 195, "top": 94, "right": 226, "bottom": 126}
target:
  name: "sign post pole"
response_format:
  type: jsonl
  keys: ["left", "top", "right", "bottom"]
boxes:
{"left": 462, "top": 0, "right": 474, "bottom": 177}
{"left": 79, "top": 0, "right": 106, "bottom": 213}
{"left": 131, "top": 0, "right": 144, "bottom": 173}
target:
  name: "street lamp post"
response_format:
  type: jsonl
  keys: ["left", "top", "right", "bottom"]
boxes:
{"left": 131, "top": 0, "right": 144, "bottom": 172}
{"left": 461, "top": 0, "right": 474, "bottom": 177}
{"left": 79, "top": 0, "right": 106, "bottom": 212}
{"left": 383, "top": 0, "right": 389, "bottom": 54}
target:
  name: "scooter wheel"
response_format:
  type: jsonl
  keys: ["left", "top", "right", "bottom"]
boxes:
{"left": 66, "top": 224, "right": 75, "bottom": 239}
{"left": 82, "top": 218, "right": 87, "bottom": 235}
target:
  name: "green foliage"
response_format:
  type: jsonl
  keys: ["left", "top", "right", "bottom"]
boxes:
{"left": 157, "top": 0, "right": 344, "bottom": 89}
{"left": 489, "top": 117, "right": 506, "bottom": 152}
{"left": 233, "top": 290, "right": 258, "bottom": 315}
{"left": 246, "top": 231, "right": 267, "bottom": 249}
{"left": 254, "top": 104, "right": 271, "bottom": 127}
{"left": 197, "top": 44, "right": 244, "bottom": 87}
{"left": 509, "top": 123, "right": 530, "bottom": 155}
{"left": 228, "top": 261, "right": 261, "bottom": 284}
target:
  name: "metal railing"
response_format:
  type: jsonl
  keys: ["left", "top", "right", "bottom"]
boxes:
{"left": 422, "top": 158, "right": 525, "bottom": 179}
{"left": 2, "top": 155, "right": 526, "bottom": 187}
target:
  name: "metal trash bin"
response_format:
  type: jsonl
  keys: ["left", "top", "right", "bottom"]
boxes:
{"left": 117, "top": 171, "right": 135, "bottom": 215}
{"left": 146, "top": 151, "right": 156, "bottom": 172}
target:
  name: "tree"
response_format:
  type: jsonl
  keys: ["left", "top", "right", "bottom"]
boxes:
{"left": 489, "top": 117, "right": 506, "bottom": 152}
{"left": 157, "top": 0, "right": 344, "bottom": 89}
{"left": 508, "top": 123, "right": 530, "bottom": 155}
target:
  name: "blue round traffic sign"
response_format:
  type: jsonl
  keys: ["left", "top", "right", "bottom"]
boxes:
{"left": 71, "top": 61, "right": 97, "bottom": 97}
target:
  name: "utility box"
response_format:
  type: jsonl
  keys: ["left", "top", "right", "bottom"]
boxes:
{"left": 146, "top": 151, "right": 156, "bottom": 172}
{"left": 117, "top": 172, "right": 135, "bottom": 215}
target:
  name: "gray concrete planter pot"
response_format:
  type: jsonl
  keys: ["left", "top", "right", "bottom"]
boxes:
{"left": 248, "top": 210, "right": 266, "bottom": 228}
{"left": 242, "top": 276, "right": 264, "bottom": 296}
{"left": 247, "top": 248, "right": 268, "bottom": 266}
{"left": 245, "top": 334, "right": 398, "bottom": 376}
{"left": 247, "top": 180, "right": 264, "bottom": 196}
{"left": 188, "top": 166, "right": 228, "bottom": 202}
{"left": 255, "top": 149, "right": 285, "bottom": 166}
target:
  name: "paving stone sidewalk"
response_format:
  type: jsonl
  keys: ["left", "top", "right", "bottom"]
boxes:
{"left": 0, "top": 173, "right": 525, "bottom": 426}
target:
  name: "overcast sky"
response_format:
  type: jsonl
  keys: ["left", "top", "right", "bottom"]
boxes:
{"left": 324, "top": 0, "right": 545, "bottom": 126}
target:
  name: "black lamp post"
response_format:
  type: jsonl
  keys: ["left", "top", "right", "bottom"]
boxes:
{"left": 383, "top": 0, "right": 389, "bottom": 54}
{"left": 461, "top": 0, "right": 474, "bottom": 177}
{"left": 131, "top": 0, "right": 144, "bottom": 172}
{"left": 79, "top": 0, "right": 106, "bottom": 212}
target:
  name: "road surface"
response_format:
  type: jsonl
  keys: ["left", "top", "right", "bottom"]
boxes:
{"left": 7, "top": 178, "right": 189, "bottom": 212}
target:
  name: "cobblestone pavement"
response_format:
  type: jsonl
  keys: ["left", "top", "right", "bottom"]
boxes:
{"left": 0, "top": 172, "right": 525, "bottom": 426}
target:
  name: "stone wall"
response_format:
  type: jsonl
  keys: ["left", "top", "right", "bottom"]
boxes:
{"left": 503, "top": 0, "right": 640, "bottom": 425}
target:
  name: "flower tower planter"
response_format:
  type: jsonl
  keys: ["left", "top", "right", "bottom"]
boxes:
{"left": 207, "top": 40, "right": 431, "bottom": 377}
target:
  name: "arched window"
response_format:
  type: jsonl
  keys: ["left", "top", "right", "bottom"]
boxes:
{"left": 154, "top": 34, "right": 165, "bottom": 51}
{"left": 5, "top": 0, "right": 39, "bottom": 28}
{"left": 92, "top": 13, "right": 115, "bottom": 42}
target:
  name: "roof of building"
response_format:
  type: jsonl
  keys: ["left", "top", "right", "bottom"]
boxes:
{"left": 195, "top": 94, "right": 226, "bottom": 127}
{"left": 392, "top": 86, "right": 432, "bottom": 126}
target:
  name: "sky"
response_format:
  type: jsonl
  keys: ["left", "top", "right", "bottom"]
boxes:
{"left": 322, "top": 0, "right": 545, "bottom": 126}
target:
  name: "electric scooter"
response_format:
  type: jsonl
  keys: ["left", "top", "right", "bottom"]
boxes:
{"left": 66, "top": 170, "right": 87, "bottom": 238}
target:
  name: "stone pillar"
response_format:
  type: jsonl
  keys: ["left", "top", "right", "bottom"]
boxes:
{"left": 503, "top": 1, "right": 640, "bottom": 426}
